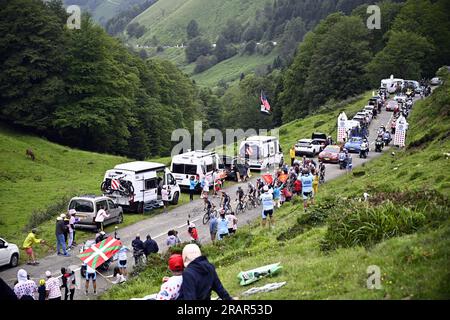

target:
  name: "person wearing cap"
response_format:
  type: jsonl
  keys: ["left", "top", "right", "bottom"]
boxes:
{"left": 156, "top": 254, "right": 184, "bottom": 300}
{"left": 45, "top": 270, "right": 62, "bottom": 300}
{"left": 55, "top": 216, "right": 69, "bottom": 256}
{"left": 38, "top": 279, "right": 46, "bottom": 301}
{"left": 187, "top": 222, "right": 199, "bottom": 243}
{"left": 177, "top": 244, "right": 232, "bottom": 300}
{"left": 14, "top": 269, "right": 37, "bottom": 300}
{"left": 22, "top": 228, "right": 45, "bottom": 265}
{"left": 259, "top": 185, "right": 275, "bottom": 228}
{"left": 300, "top": 168, "right": 314, "bottom": 209}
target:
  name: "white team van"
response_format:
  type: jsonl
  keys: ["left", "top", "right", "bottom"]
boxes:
{"left": 101, "top": 161, "right": 180, "bottom": 213}
{"left": 170, "top": 150, "right": 220, "bottom": 189}
{"left": 239, "top": 136, "right": 284, "bottom": 171}
{"left": 381, "top": 76, "right": 404, "bottom": 94}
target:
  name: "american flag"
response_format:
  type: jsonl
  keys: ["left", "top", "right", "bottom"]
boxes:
{"left": 260, "top": 90, "right": 271, "bottom": 114}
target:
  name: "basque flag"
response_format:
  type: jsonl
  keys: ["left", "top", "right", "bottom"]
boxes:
{"left": 260, "top": 90, "right": 271, "bottom": 115}
{"left": 78, "top": 236, "right": 122, "bottom": 269}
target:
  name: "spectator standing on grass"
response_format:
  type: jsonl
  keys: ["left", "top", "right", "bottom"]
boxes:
{"left": 45, "top": 270, "right": 62, "bottom": 300}
{"left": 95, "top": 205, "right": 110, "bottom": 232}
{"left": 117, "top": 243, "right": 130, "bottom": 277}
{"left": 23, "top": 228, "right": 45, "bottom": 265}
{"left": 177, "top": 244, "right": 232, "bottom": 300}
{"left": 313, "top": 171, "right": 319, "bottom": 196}
{"left": 209, "top": 214, "right": 218, "bottom": 242}
{"left": 217, "top": 211, "right": 229, "bottom": 240}
{"left": 189, "top": 176, "right": 198, "bottom": 202}
{"left": 161, "top": 186, "right": 170, "bottom": 213}
{"left": 166, "top": 230, "right": 181, "bottom": 247}
{"left": 143, "top": 234, "right": 159, "bottom": 257}
{"left": 63, "top": 214, "right": 70, "bottom": 248}
{"left": 56, "top": 216, "right": 69, "bottom": 256}
{"left": 14, "top": 269, "right": 37, "bottom": 300}
{"left": 290, "top": 145, "right": 296, "bottom": 166}
{"left": 68, "top": 209, "right": 77, "bottom": 247}
{"left": 260, "top": 185, "right": 275, "bottom": 228}
{"left": 300, "top": 169, "right": 314, "bottom": 209}
{"left": 225, "top": 211, "right": 237, "bottom": 235}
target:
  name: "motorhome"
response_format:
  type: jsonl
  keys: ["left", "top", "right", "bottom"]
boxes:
{"left": 101, "top": 161, "right": 180, "bottom": 213}
{"left": 239, "top": 136, "right": 284, "bottom": 171}
{"left": 381, "top": 76, "right": 404, "bottom": 94}
{"left": 170, "top": 150, "right": 221, "bottom": 189}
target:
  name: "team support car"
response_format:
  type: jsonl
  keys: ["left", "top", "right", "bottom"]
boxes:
{"left": 318, "top": 145, "right": 341, "bottom": 163}
{"left": 430, "top": 77, "right": 442, "bottom": 86}
{"left": 0, "top": 237, "right": 19, "bottom": 268}
{"left": 344, "top": 137, "right": 364, "bottom": 153}
{"left": 295, "top": 139, "right": 322, "bottom": 157}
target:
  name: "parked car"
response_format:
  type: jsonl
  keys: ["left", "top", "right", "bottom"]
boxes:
{"left": 386, "top": 100, "right": 398, "bottom": 112}
{"left": 0, "top": 237, "right": 19, "bottom": 268}
{"left": 352, "top": 115, "right": 366, "bottom": 125}
{"left": 69, "top": 195, "right": 124, "bottom": 231}
{"left": 311, "top": 132, "right": 327, "bottom": 150}
{"left": 344, "top": 137, "right": 364, "bottom": 153}
{"left": 295, "top": 139, "right": 322, "bottom": 157}
{"left": 394, "top": 95, "right": 407, "bottom": 104}
{"left": 318, "top": 145, "right": 341, "bottom": 163}
{"left": 355, "top": 111, "right": 372, "bottom": 123}
{"left": 430, "top": 77, "right": 442, "bottom": 86}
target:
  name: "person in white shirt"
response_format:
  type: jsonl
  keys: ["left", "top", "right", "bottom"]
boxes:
{"left": 161, "top": 186, "right": 170, "bottom": 213}
{"left": 225, "top": 212, "right": 238, "bottom": 234}
{"left": 14, "top": 269, "right": 37, "bottom": 300}
{"left": 156, "top": 254, "right": 184, "bottom": 300}
{"left": 45, "top": 270, "right": 62, "bottom": 300}
{"left": 95, "top": 205, "right": 110, "bottom": 232}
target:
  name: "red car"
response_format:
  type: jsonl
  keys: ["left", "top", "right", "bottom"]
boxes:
{"left": 318, "top": 145, "right": 341, "bottom": 163}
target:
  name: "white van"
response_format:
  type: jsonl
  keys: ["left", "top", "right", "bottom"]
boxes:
{"left": 239, "top": 136, "right": 284, "bottom": 171}
{"left": 170, "top": 150, "right": 220, "bottom": 189}
{"left": 101, "top": 161, "right": 180, "bottom": 213}
{"left": 381, "top": 76, "right": 404, "bottom": 94}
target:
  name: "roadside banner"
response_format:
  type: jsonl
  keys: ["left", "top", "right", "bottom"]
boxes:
{"left": 337, "top": 112, "right": 348, "bottom": 143}
{"left": 394, "top": 115, "right": 408, "bottom": 147}
{"left": 262, "top": 174, "right": 274, "bottom": 185}
{"left": 78, "top": 236, "right": 122, "bottom": 269}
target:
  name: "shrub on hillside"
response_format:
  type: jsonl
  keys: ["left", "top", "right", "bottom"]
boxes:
{"left": 320, "top": 202, "right": 426, "bottom": 251}
{"left": 25, "top": 195, "right": 73, "bottom": 231}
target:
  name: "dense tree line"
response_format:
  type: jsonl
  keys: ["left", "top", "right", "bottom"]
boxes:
{"left": 0, "top": 0, "right": 212, "bottom": 159}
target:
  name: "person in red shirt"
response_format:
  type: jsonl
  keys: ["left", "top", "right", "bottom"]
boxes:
{"left": 187, "top": 222, "right": 199, "bottom": 244}
{"left": 294, "top": 179, "right": 302, "bottom": 196}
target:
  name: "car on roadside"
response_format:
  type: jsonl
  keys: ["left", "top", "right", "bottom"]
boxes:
{"left": 0, "top": 237, "right": 19, "bottom": 268}
{"left": 356, "top": 111, "right": 372, "bottom": 123}
{"left": 318, "top": 145, "right": 341, "bottom": 163}
{"left": 386, "top": 100, "right": 398, "bottom": 112}
{"left": 68, "top": 195, "right": 123, "bottom": 231}
{"left": 430, "top": 77, "right": 442, "bottom": 86}
{"left": 394, "top": 95, "right": 407, "bottom": 104}
{"left": 352, "top": 115, "right": 366, "bottom": 126}
{"left": 311, "top": 132, "right": 328, "bottom": 150}
{"left": 295, "top": 139, "right": 322, "bottom": 157}
{"left": 344, "top": 136, "right": 364, "bottom": 153}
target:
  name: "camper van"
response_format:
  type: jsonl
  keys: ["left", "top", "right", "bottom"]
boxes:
{"left": 101, "top": 161, "right": 180, "bottom": 213}
{"left": 170, "top": 150, "right": 221, "bottom": 189}
{"left": 381, "top": 76, "right": 404, "bottom": 94}
{"left": 239, "top": 136, "right": 284, "bottom": 171}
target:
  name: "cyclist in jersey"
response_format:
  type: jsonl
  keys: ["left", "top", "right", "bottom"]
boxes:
{"left": 259, "top": 186, "right": 275, "bottom": 228}
{"left": 300, "top": 169, "right": 314, "bottom": 209}
{"left": 203, "top": 197, "right": 213, "bottom": 217}
{"left": 236, "top": 186, "right": 245, "bottom": 208}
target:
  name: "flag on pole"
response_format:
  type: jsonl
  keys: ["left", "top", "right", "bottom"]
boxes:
{"left": 78, "top": 236, "right": 122, "bottom": 269}
{"left": 262, "top": 174, "right": 273, "bottom": 185}
{"left": 260, "top": 90, "right": 271, "bottom": 115}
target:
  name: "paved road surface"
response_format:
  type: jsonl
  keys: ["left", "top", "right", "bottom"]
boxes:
{"left": 0, "top": 98, "right": 407, "bottom": 300}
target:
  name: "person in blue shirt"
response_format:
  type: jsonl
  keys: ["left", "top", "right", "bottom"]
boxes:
{"left": 300, "top": 169, "right": 314, "bottom": 209}
{"left": 189, "top": 176, "right": 198, "bottom": 202}
{"left": 272, "top": 182, "right": 284, "bottom": 208}
{"left": 259, "top": 185, "right": 275, "bottom": 228}
{"left": 209, "top": 214, "right": 218, "bottom": 242}
{"left": 216, "top": 211, "right": 229, "bottom": 240}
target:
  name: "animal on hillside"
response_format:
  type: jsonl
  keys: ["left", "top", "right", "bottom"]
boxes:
{"left": 26, "top": 148, "right": 35, "bottom": 161}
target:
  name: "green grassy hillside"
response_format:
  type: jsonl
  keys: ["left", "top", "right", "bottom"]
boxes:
{"left": 103, "top": 72, "right": 450, "bottom": 300}
{"left": 132, "top": 0, "right": 267, "bottom": 45}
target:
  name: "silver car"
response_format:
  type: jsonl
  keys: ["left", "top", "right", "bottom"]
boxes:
{"left": 68, "top": 195, "right": 123, "bottom": 231}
